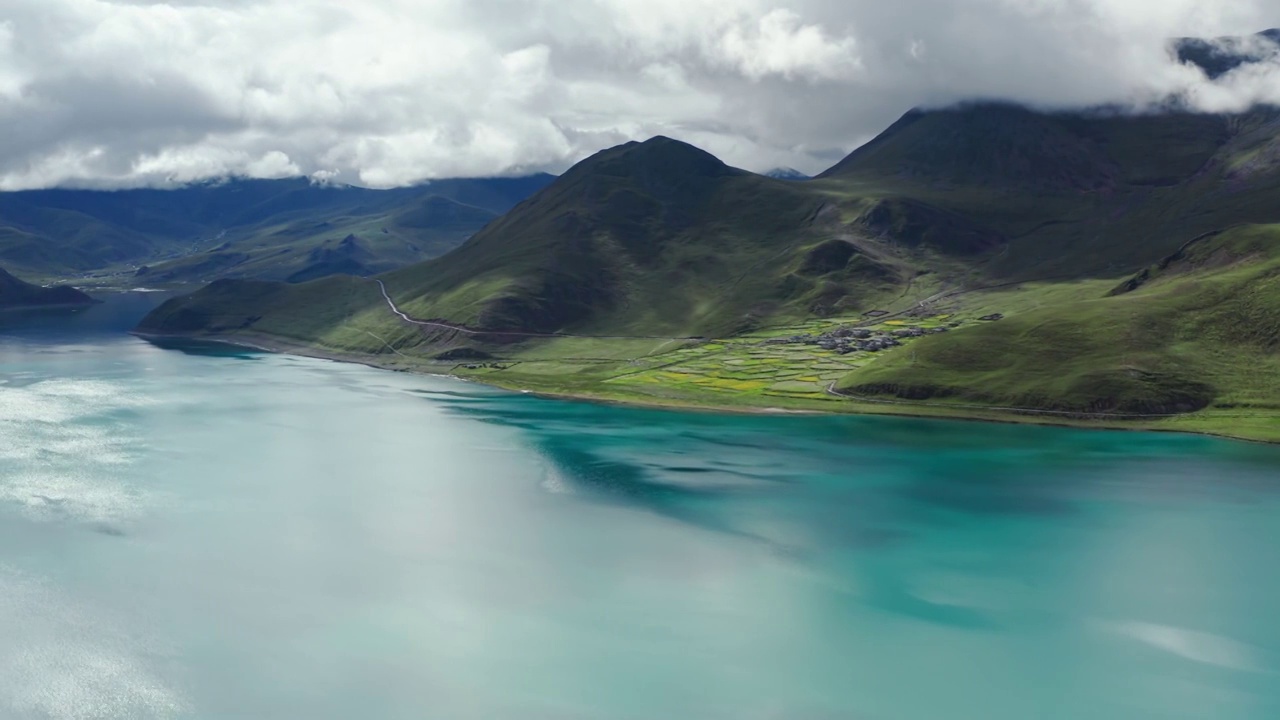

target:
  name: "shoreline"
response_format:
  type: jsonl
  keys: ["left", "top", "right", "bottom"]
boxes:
{"left": 0, "top": 300, "right": 100, "bottom": 314}
{"left": 130, "top": 330, "right": 828, "bottom": 417}
{"left": 130, "top": 330, "right": 1280, "bottom": 444}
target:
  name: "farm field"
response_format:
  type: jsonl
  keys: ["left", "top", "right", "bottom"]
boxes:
{"left": 455, "top": 307, "right": 975, "bottom": 408}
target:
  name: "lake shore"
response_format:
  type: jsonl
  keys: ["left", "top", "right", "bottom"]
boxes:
{"left": 130, "top": 329, "right": 1280, "bottom": 444}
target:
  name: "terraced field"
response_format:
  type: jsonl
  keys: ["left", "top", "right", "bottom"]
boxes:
{"left": 443, "top": 309, "right": 975, "bottom": 411}
{"left": 606, "top": 342, "right": 858, "bottom": 401}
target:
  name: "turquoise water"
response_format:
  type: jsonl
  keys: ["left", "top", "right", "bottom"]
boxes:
{"left": 3, "top": 295, "right": 1280, "bottom": 719}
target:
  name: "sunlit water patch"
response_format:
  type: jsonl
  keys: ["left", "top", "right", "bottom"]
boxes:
{"left": 0, "top": 565, "right": 187, "bottom": 719}
{"left": 0, "top": 377, "right": 155, "bottom": 525}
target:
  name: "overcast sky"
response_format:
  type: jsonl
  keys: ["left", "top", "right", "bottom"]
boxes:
{"left": 0, "top": 0, "right": 1276, "bottom": 189}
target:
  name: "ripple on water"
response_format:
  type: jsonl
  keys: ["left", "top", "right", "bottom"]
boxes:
{"left": 1110, "top": 620, "right": 1271, "bottom": 673}
{"left": 539, "top": 464, "right": 574, "bottom": 495}
{"left": 0, "top": 567, "right": 186, "bottom": 719}
{"left": 0, "top": 378, "right": 153, "bottom": 525}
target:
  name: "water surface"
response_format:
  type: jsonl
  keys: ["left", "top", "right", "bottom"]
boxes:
{"left": 2, "top": 295, "right": 1279, "bottom": 719}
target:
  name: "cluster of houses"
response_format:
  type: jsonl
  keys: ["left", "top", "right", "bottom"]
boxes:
{"left": 767, "top": 323, "right": 953, "bottom": 355}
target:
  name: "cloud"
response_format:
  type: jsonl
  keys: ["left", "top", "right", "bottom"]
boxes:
{"left": 0, "top": 0, "right": 1275, "bottom": 189}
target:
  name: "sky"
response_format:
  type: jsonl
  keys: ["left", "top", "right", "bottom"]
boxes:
{"left": 0, "top": 0, "right": 1276, "bottom": 190}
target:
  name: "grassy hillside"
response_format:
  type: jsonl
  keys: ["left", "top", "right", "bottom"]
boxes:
{"left": 0, "top": 175, "right": 554, "bottom": 284}
{"left": 835, "top": 225, "right": 1280, "bottom": 429}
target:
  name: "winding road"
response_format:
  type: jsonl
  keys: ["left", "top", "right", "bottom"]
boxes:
{"left": 374, "top": 279, "right": 482, "bottom": 335}
{"left": 372, "top": 279, "right": 705, "bottom": 341}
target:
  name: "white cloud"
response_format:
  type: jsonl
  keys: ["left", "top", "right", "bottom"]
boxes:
{"left": 0, "top": 0, "right": 1274, "bottom": 189}
{"left": 715, "top": 9, "right": 862, "bottom": 81}
{"left": 1186, "top": 58, "right": 1280, "bottom": 112}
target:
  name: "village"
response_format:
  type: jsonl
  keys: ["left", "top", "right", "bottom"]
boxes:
{"left": 765, "top": 322, "right": 957, "bottom": 355}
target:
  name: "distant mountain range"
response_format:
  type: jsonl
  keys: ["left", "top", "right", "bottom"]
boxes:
{"left": 0, "top": 174, "right": 554, "bottom": 284}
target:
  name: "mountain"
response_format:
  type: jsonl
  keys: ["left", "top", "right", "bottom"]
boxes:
{"left": 818, "top": 102, "right": 1280, "bottom": 277}
{"left": 140, "top": 137, "right": 908, "bottom": 340}
{"left": 818, "top": 102, "right": 1231, "bottom": 190}
{"left": 764, "top": 168, "right": 810, "bottom": 180}
{"left": 0, "top": 174, "right": 555, "bottom": 284}
{"left": 0, "top": 267, "right": 94, "bottom": 309}
{"left": 137, "top": 91, "right": 1280, "bottom": 441}
{"left": 371, "top": 137, "right": 908, "bottom": 337}
{"left": 1174, "top": 28, "right": 1280, "bottom": 79}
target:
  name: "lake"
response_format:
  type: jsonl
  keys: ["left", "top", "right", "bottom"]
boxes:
{"left": 2, "top": 293, "right": 1279, "bottom": 719}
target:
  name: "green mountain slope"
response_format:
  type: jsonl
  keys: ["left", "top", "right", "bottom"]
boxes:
{"left": 0, "top": 175, "right": 554, "bottom": 284}
{"left": 837, "top": 224, "right": 1280, "bottom": 418}
{"left": 377, "top": 137, "right": 916, "bottom": 337}
{"left": 0, "top": 267, "right": 95, "bottom": 309}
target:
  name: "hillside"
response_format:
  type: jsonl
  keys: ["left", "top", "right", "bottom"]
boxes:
{"left": 137, "top": 100, "right": 1280, "bottom": 442}
{"left": 376, "top": 137, "right": 917, "bottom": 337}
{"left": 0, "top": 174, "right": 553, "bottom": 284}
{"left": 836, "top": 225, "right": 1280, "bottom": 423}
{"left": 0, "top": 267, "right": 95, "bottom": 309}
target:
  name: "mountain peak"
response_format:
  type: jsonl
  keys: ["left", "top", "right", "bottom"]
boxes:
{"left": 568, "top": 136, "right": 744, "bottom": 185}
{"left": 764, "top": 167, "right": 810, "bottom": 180}
{"left": 816, "top": 102, "right": 1119, "bottom": 190}
{"left": 637, "top": 135, "right": 680, "bottom": 146}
